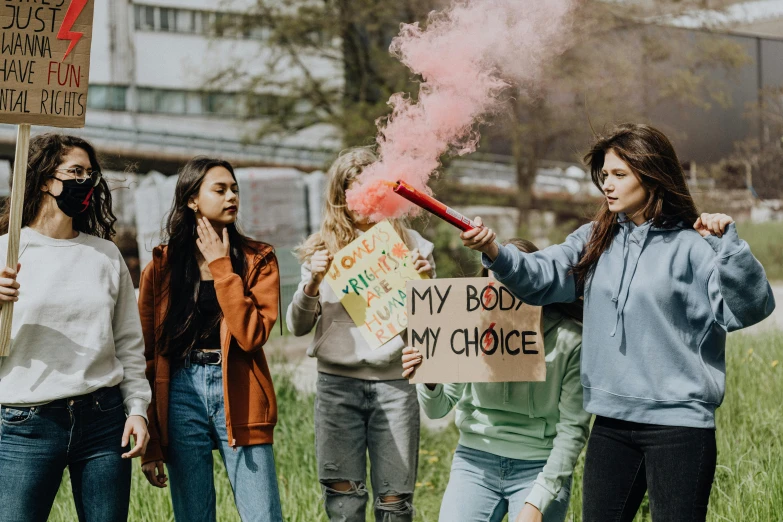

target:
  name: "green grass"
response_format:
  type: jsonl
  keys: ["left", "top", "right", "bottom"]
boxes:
{"left": 48, "top": 331, "right": 783, "bottom": 521}
{"left": 737, "top": 221, "right": 783, "bottom": 282}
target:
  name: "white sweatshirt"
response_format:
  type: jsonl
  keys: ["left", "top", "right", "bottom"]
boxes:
{"left": 0, "top": 227, "right": 150, "bottom": 419}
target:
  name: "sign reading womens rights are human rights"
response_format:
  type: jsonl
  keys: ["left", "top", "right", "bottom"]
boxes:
{"left": 407, "top": 277, "right": 545, "bottom": 384}
{"left": 323, "top": 220, "right": 426, "bottom": 350}
{"left": 0, "top": 0, "right": 95, "bottom": 127}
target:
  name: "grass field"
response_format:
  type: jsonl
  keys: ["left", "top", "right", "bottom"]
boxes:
{"left": 47, "top": 330, "right": 783, "bottom": 521}
{"left": 736, "top": 221, "right": 783, "bottom": 281}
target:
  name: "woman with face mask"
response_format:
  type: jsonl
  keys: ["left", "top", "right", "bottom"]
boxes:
{"left": 462, "top": 123, "right": 775, "bottom": 522}
{"left": 0, "top": 133, "right": 151, "bottom": 522}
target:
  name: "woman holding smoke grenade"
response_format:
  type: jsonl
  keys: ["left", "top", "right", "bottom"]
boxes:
{"left": 462, "top": 123, "right": 775, "bottom": 522}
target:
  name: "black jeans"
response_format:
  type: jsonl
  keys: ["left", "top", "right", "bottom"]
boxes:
{"left": 583, "top": 416, "right": 717, "bottom": 522}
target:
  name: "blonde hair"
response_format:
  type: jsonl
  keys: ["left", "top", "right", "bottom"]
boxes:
{"left": 296, "top": 146, "right": 413, "bottom": 262}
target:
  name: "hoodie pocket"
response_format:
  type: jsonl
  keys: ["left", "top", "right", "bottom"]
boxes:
{"left": 309, "top": 320, "right": 359, "bottom": 363}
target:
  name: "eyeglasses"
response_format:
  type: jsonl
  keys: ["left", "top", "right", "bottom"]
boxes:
{"left": 54, "top": 166, "right": 102, "bottom": 186}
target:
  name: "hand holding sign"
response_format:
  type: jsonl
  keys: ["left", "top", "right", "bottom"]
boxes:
{"left": 0, "top": 264, "right": 21, "bottom": 303}
{"left": 410, "top": 249, "right": 433, "bottom": 277}
{"left": 401, "top": 346, "right": 423, "bottom": 380}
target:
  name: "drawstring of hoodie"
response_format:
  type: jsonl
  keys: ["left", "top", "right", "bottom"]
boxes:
{"left": 610, "top": 252, "right": 644, "bottom": 337}
{"left": 610, "top": 221, "right": 650, "bottom": 337}
{"left": 610, "top": 226, "right": 631, "bottom": 337}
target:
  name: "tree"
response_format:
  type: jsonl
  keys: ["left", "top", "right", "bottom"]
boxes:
{"left": 215, "top": 0, "right": 751, "bottom": 226}
{"left": 208, "top": 0, "right": 438, "bottom": 147}
{"left": 712, "top": 86, "right": 783, "bottom": 199}
{"left": 483, "top": 0, "right": 751, "bottom": 225}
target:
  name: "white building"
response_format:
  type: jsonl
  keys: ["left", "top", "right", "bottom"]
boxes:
{"left": 0, "top": 0, "right": 342, "bottom": 171}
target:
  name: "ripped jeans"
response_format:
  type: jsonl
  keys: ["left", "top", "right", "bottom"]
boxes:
{"left": 314, "top": 372, "right": 420, "bottom": 522}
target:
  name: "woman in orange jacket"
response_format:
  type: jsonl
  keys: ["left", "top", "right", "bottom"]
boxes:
{"left": 137, "top": 157, "right": 282, "bottom": 521}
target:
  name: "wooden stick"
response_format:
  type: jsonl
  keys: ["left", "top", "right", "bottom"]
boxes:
{"left": 0, "top": 124, "right": 31, "bottom": 357}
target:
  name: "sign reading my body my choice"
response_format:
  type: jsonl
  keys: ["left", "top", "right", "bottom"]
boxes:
{"left": 1, "top": 0, "right": 95, "bottom": 127}
{"left": 323, "top": 220, "right": 426, "bottom": 350}
{"left": 407, "top": 277, "right": 546, "bottom": 384}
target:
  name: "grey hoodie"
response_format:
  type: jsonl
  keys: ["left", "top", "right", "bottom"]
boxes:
{"left": 485, "top": 218, "right": 775, "bottom": 428}
{"left": 286, "top": 229, "right": 435, "bottom": 381}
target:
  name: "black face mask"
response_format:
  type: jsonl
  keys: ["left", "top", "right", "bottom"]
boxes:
{"left": 49, "top": 178, "right": 94, "bottom": 217}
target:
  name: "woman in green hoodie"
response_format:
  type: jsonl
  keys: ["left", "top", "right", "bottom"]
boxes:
{"left": 402, "top": 238, "right": 590, "bottom": 522}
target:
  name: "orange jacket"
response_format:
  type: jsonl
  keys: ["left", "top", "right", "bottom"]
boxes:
{"left": 139, "top": 243, "right": 279, "bottom": 464}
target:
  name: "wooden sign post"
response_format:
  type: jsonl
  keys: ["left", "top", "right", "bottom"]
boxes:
{"left": 0, "top": 1, "right": 96, "bottom": 355}
{"left": 407, "top": 277, "right": 546, "bottom": 384}
{"left": 322, "top": 220, "right": 426, "bottom": 349}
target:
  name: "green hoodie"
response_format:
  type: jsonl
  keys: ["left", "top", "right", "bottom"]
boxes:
{"left": 416, "top": 309, "right": 590, "bottom": 514}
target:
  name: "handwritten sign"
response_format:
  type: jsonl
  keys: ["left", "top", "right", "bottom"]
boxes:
{"left": 323, "top": 220, "right": 425, "bottom": 350}
{"left": 1, "top": 0, "right": 95, "bottom": 127}
{"left": 407, "top": 277, "right": 545, "bottom": 384}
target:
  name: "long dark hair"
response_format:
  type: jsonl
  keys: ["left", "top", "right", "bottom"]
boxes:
{"left": 482, "top": 238, "right": 583, "bottom": 323}
{"left": 159, "top": 157, "right": 266, "bottom": 359}
{"left": 0, "top": 134, "right": 116, "bottom": 239}
{"left": 572, "top": 123, "right": 699, "bottom": 288}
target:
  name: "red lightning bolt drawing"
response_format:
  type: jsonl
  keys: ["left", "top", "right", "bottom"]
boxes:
{"left": 482, "top": 282, "right": 495, "bottom": 309}
{"left": 57, "top": 0, "right": 89, "bottom": 62}
{"left": 483, "top": 322, "right": 496, "bottom": 354}
{"left": 481, "top": 283, "right": 496, "bottom": 354}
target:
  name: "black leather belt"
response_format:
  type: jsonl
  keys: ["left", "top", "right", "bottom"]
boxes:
{"left": 188, "top": 349, "right": 222, "bottom": 365}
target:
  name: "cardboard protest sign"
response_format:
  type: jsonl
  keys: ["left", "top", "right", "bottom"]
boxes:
{"left": 1, "top": 0, "right": 95, "bottom": 127}
{"left": 407, "top": 277, "right": 545, "bottom": 384}
{"left": 323, "top": 220, "right": 425, "bottom": 350}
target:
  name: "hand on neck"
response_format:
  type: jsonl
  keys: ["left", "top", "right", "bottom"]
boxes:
{"left": 194, "top": 212, "right": 226, "bottom": 237}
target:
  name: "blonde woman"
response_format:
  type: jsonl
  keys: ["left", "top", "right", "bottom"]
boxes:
{"left": 287, "top": 147, "right": 435, "bottom": 522}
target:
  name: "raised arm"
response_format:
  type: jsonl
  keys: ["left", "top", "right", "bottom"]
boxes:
{"left": 701, "top": 222, "right": 775, "bottom": 331}
{"left": 211, "top": 252, "right": 279, "bottom": 353}
{"left": 463, "top": 219, "right": 592, "bottom": 306}
{"left": 286, "top": 262, "right": 323, "bottom": 336}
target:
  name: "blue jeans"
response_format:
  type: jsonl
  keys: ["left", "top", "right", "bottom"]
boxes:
{"left": 439, "top": 445, "right": 571, "bottom": 522}
{"left": 0, "top": 386, "right": 131, "bottom": 522}
{"left": 166, "top": 363, "right": 283, "bottom": 522}
{"left": 315, "top": 372, "right": 420, "bottom": 522}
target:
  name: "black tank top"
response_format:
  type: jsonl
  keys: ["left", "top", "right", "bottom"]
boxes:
{"left": 196, "top": 281, "right": 221, "bottom": 349}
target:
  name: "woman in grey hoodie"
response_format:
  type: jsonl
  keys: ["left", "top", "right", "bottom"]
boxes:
{"left": 462, "top": 123, "right": 775, "bottom": 522}
{"left": 286, "top": 147, "right": 435, "bottom": 522}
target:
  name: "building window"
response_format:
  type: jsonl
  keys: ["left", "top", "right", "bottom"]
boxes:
{"left": 137, "top": 88, "right": 158, "bottom": 113}
{"left": 249, "top": 95, "right": 280, "bottom": 117}
{"left": 159, "top": 8, "right": 176, "bottom": 32}
{"left": 159, "top": 90, "right": 187, "bottom": 114}
{"left": 185, "top": 92, "right": 204, "bottom": 115}
{"left": 133, "top": 4, "right": 270, "bottom": 40}
{"left": 121, "top": 86, "right": 282, "bottom": 118}
{"left": 87, "top": 85, "right": 127, "bottom": 111}
{"left": 176, "top": 10, "right": 195, "bottom": 33}
{"left": 134, "top": 4, "right": 155, "bottom": 31}
{"left": 205, "top": 92, "right": 239, "bottom": 117}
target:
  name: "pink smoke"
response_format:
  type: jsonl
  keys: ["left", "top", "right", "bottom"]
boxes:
{"left": 346, "top": 0, "right": 576, "bottom": 222}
